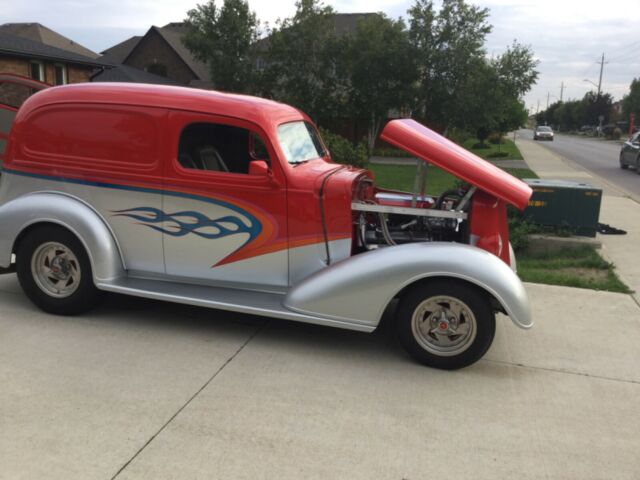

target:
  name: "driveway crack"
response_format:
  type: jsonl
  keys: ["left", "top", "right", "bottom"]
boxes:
{"left": 485, "top": 359, "right": 640, "bottom": 385}
{"left": 110, "top": 320, "right": 267, "bottom": 480}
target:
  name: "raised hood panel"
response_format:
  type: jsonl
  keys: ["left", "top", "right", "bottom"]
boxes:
{"left": 380, "top": 119, "right": 532, "bottom": 210}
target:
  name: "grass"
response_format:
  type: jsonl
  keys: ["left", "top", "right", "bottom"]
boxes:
{"left": 461, "top": 138, "right": 523, "bottom": 160}
{"left": 517, "top": 246, "right": 632, "bottom": 294}
{"left": 368, "top": 164, "right": 538, "bottom": 197}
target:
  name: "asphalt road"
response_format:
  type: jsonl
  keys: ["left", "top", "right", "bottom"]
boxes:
{"left": 518, "top": 129, "right": 640, "bottom": 199}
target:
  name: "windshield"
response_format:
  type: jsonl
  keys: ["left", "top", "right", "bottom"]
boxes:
{"left": 277, "top": 121, "right": 325, "bottom": 164}
{"left": 538, "top": 126, "right": 552, "bottom": 132}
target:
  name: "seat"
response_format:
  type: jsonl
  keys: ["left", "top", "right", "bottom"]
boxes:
{"left": 178, "top": 152, "right": 198, "bottom": 170}
{"left": 199, "top": 146, "right": 229, "bottom": 173}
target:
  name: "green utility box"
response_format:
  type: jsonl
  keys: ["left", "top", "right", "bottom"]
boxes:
{"left": 522, "top": 179, "right": 602, "bottom": 237}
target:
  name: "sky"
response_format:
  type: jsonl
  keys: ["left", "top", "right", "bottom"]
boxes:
{"left": 3, "top": 0, "right": 639, "bottom": 113}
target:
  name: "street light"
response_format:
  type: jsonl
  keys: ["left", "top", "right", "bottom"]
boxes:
{"left": 583, "top": 78, "right": 601, "bottom": 97}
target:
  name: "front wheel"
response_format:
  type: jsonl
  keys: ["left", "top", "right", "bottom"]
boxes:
{"left": 620, "top": 154, "right": 628, "bottom": 169}
{"left": 396, "top": 280, "right": 496, "bottom": 370}
{"left": 17, "top": 225, "right": 102, "bottom": 315}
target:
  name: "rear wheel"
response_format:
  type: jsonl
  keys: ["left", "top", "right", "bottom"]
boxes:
{"left": 17, "top": 225, "right": 102, "bottom": 315}
{"left": 396, "top": 280, "right": 496, "bottom": 370}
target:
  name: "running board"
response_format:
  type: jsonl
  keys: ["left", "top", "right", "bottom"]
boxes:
{"left": 96, "top": 277, "right": 375, "bottom": 333}
{"left": 0, "top": 264, "right": 15, "bottom": 275}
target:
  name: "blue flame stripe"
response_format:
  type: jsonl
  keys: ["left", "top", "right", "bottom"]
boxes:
{"left": 0, "top": 168, "right": 263, "bottom": 246}
{"left": 112, "top": 207, "right": 259, "bottom": 241}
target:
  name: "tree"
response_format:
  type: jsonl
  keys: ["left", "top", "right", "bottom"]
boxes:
{"left": 622, "top": 78, "right": 640, "bottom": 122}
{"left": 262, "top": 0, "right": 346, "bottom": 124}
{"left": 493, "top": 41, "right": 539, "bottom": 99}
{"left": 347, "top": 14, "right": 417, "bottom": 150}
{"left": 183, "top": 0, "right": 259, "bottom": 93}
{"left": 582, "top": 91, "right": 613, "bottom": 126}
{"left": 408, "top": 0, "right": 492, "bottom": 131}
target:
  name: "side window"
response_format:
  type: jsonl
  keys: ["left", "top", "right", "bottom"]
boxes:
{"left": 178, "top": 122, "right": 270, "bottom": 175}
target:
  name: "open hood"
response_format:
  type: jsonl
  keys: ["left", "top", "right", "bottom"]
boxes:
{"left": 380, "top": 119, "right": 532, "bottom": 210}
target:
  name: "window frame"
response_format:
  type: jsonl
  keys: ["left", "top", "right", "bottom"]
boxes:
{"left": 170, "top": 113, "right": 280, "bottom": 185}
{"left": 30, "top": 60, "right": 45, "bottom": 82}
{"left": 54, "top": 63, "right": 67, "bottom": 85}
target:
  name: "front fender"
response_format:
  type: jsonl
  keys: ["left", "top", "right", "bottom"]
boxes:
{"left": 0, "top": 192, "right": 125, "bottom": 282}
{"left": 285, "top": 242, "right": 532, "bottom": 330}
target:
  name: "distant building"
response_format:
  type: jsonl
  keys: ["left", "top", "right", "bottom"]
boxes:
{"left": 96, "top": 23, "right": 211, "bottom": 88}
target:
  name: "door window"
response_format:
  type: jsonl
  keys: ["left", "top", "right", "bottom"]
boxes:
{"left": 178, "top": 122, "right": 271, "bottom": 174}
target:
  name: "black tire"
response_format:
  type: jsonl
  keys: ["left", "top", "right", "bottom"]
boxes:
{"left": 16, "top": 225, "right": 102, "bottom": 315}
{"left": 620, "top": 154, "right": 628, "bottom": 170}
{"left": 396, "top": 280, "right": 496, "bottom": 370}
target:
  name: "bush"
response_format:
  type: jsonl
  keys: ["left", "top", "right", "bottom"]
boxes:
{"left": 472, "top": 142, "right": 492, "bottom": 150}
{"left": 319, "top": 128, "right": 369, "bottom": 168}
{"left": 611, "top": 128, "right": 622, "bottom": 140}
{"left": 508, "top": 215, "right": 536, "bottom": 252}
{"left": 487, "top": 151, "right": 509, "bottom": 158}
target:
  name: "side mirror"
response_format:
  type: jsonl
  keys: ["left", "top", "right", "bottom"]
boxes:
{"left": 249, "top": 160, "right": 270, "bottom": 177}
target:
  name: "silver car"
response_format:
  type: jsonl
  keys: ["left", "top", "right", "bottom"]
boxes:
{"left": 533, "top": 126, "right": 554, "bottom": 141}
{"left": 620, "top": 131, "right": 640, "bottom": 172}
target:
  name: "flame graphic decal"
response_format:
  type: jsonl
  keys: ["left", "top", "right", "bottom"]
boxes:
{"left": 112, "top": 207, "right": 261, "bottom": 244}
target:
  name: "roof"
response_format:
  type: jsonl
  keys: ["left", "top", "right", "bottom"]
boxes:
{"left": 0, "top": 30, "right": 107, "bottom": 67}
{"left": 100, "top": 23, "right": 210, "bottom": 83}
{"left": 99, "top": 36, "right": 141, "bottom": 64}
{"left": 17, "top": 83, "right": 306, "bottom": 132}
{"left": 152, "top": 26, "right": 209, "bottom": 81}
{"left": 0, "top": 23, "right": 98, "bottom": 58}
{"left": 380, "top": 119, "right": 532, "bottom": 210}
{"left": 91, "top": 64, "right": 180, "bottom": 85}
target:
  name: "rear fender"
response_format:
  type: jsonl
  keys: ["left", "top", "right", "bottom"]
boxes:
{"left": 0, "top": 192, "right": 125, "bottom": 282}
{"left": 285, "top": 242, "right": 532, "bottom": 330}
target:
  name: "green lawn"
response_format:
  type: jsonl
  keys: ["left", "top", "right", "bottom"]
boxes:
{"left": 517, "top": 247, "right": 632, "bottom": 293}
{"left": 368, "top": 163, "right": 538, "bottom": 196}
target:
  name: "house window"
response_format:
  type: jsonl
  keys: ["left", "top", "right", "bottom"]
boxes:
{"left": 146, "top": 63, "right": 168, "bottom": 77}
{"left": 30, "top": 61, "right": 44, "bottom": 82}
{"left": 54, "top": 64, "right": 67, "bottom": 85}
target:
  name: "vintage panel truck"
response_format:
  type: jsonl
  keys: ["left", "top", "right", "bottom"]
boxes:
{"left": 0, "top": 82, "right": 533, "bottom": 369}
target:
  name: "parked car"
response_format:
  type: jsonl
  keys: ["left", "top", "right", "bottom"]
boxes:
{"left": 0, "top": 82, "right": 533, "bottom": 370}
{"left": 619, "top": 131, "right": 640, "bottom": 172}
{"left": 533, "top": 125, "right": 554, "bottom": 141}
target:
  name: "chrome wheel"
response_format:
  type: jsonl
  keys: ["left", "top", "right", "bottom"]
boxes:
{"left": 31, "top": 242, "right": 81, "bottom": 298}
{"left": 411, "top": 295, "right": 477, "bottom": 357}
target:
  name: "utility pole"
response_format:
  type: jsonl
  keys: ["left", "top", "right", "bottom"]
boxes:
{"left": 560, "top": 81, "right": 564, "bottom": 102}
{"left": 547, "top": 92, "right": 550, "bottom": 109}
{"left": 597, "top": 52, "right": 606, "bottom": 98}
{"left": 536, "top": 99, "right": 540, "bottom": 114}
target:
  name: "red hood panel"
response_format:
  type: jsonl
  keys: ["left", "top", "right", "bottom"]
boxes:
{"left": 380, "top": 119, "right": 532, "bottom": 210}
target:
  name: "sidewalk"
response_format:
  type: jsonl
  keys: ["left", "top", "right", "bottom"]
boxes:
{"left": 516, "top": 135, "right": 640, "bottom": 299}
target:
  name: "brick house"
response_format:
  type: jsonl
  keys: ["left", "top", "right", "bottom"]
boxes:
{"left": 0, "top": 29, "right": 105, "bottom": 107}
{"left": 97, "top": 23, "right": 211, "bottom": 88}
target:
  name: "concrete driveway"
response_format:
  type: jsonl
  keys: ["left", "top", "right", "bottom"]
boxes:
{"left": 1, "top": 273, "right": 639, "bottom": 480}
